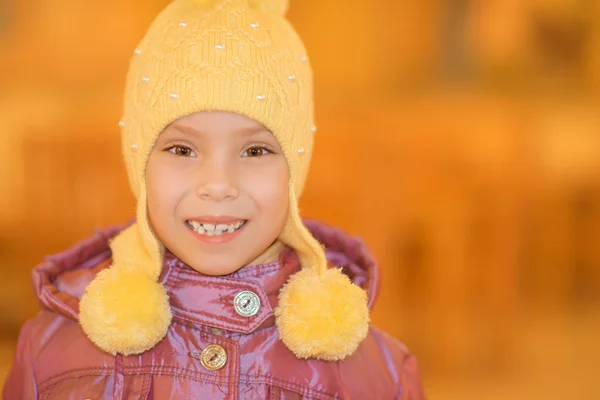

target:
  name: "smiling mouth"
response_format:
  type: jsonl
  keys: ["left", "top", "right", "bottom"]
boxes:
{"left": 185, "top": 220, "right": 248, "bottom": 237}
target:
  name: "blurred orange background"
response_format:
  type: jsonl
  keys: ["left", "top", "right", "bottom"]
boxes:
{"left": 1, "top": 0, "right": 600, "bottom": 398}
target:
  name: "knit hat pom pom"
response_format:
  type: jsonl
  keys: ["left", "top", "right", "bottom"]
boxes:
{"left": 248, "top": 0, "right": 289, "bottom": 16}
{"left": 79, "top": 264, "right": 172, "bottom": 356}
{"left": 275, "top": 267, "right": 370, "bottom": 360}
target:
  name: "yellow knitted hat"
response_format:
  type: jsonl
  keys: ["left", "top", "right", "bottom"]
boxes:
{"left": 79, "top": 0, "right": 369, "bottom": 360}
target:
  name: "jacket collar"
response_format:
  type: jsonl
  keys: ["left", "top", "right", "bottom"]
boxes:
{"left": 160, "top": 247, "right": 300, "bottom": 334}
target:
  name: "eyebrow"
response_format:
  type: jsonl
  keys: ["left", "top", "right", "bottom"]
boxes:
{"left": 236, "top": 125, "right": 271, "bottom": 136}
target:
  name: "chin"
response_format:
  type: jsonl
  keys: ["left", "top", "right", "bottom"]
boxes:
{"left": 185, "top": 255, "right": 244, "bottom": 276}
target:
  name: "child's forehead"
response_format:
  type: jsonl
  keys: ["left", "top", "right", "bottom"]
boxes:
{"left": 161, "top": 111, "right": 272, "bottom": 138}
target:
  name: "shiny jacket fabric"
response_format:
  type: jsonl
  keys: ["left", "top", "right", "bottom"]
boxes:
{"left": 3, "top": 220, "right": 426, "bottom": 399}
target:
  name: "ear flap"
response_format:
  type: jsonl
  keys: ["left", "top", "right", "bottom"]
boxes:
{"left": 79, "top": 186, "right": 171, "bottom": 355}
{"left": 275, "top": 187, "right": 370, "bottom": 360}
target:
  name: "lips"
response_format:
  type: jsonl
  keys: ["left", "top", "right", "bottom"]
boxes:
{"left": 187, "top": 216, "right": 243, "bottom": 225}
{"left": 186, "top": 219, "right": 247, "bottom": 236}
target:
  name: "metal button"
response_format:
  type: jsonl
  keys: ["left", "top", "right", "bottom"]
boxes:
{"left": 233, "top": 290, "right": 261, "bottom": 317}
{"left": 199, "top": 344, "right": 227, "bottom": 371}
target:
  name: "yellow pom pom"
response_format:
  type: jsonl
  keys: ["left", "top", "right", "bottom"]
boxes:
{"left": 248, "top": 0, "right": 289, "bottom": 16}
{"left": 275, "top": 268, "right": 370, "bottom": 360}
{"left": 79, "top": 264, "right": 172, "bottom": 355}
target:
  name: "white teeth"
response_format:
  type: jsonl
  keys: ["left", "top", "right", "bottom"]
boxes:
{"left": 204, "top": 224, "right": 215, "bottom": 232}
{"left": 187, "top": 220, "right": 246, "bottom": 236}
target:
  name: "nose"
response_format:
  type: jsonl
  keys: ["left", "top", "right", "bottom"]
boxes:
{"left": 196, "top": 156, "right": 239, "bottom": 202}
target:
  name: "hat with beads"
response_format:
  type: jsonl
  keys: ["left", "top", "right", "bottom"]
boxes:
{"left": 79, "top": 0, "right": 369, "bottom": 361}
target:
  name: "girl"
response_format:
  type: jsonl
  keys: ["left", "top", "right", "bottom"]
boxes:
{"left": 3, "top": 0, "right": 426, "bottom": 398}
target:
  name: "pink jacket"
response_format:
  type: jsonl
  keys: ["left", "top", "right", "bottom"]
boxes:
{"left": 3, "top": 220, "right": 425, "bottom": 399}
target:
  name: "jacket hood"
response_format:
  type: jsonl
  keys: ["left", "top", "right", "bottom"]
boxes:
{"left": 32, "top": 219, "right": 380, "bottom": 320}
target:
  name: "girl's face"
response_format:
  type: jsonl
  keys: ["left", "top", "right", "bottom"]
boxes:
{"left": 146, "top": 111, "right": 289, "bottom": 275}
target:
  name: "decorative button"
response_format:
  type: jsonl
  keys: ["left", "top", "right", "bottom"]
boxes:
{"left": 234, "top": 290, "right": 261, "bottom": 317}
{"left": 199, "top": 344, "right": 227, "bottom": 370}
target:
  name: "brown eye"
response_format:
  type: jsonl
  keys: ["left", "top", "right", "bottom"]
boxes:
{"left": 168, "top": 146, "right": 196, "bottom": 157}
{"left": 243, "top": 146, "right": 270, "bottom": 157}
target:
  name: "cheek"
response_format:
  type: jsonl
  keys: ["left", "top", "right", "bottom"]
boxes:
{"left": 146, "top": 161, "right": 166, "bottom": 230}
{"left": 146, "top": 157, "right": 187, "bottom": 222}
{"left": 248, "top": 162, "right": 289, "bottom": 218}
